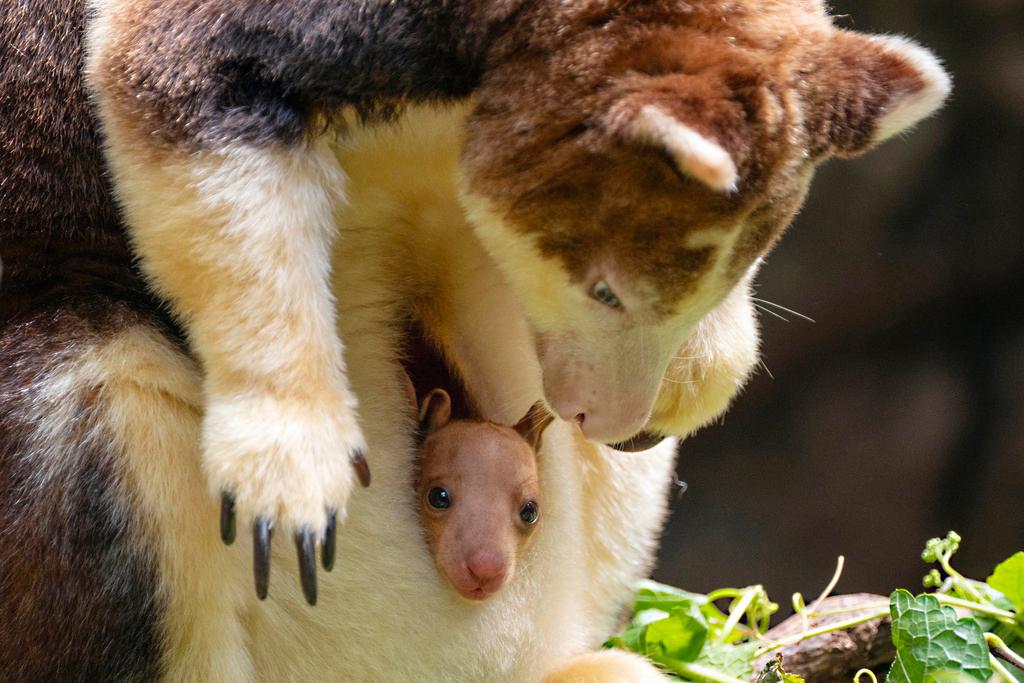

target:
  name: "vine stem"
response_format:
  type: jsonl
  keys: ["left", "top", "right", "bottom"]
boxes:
{"left": 805, "top": 594, "right": 1015, "bottom": 624}
{"left": 753, "top": 608, "right": 891, "bottom": 658}
{"left": 670, "top": 662, "right": 749, "bottom": 683}
{"left": 706, "top": 588, "right": 746, "bottom": 602}
{"left": 990, "top": 654, "right": 1018, "bottom": 683}
{"left": 717, "top": 588, "right": 757, "bottom": 643}
{"left": 987, "top": 633, "right": 1024, "bottom": 672}
{"left": 934, "top": 594, "right": 1017, "bottom": 622}
{"left": 937, "top": 594, "right": 1024, "bottom": 642}
{"left": 812, "top": 602, "right": 889, "bottom": 617}
{"left": 939, "top": 550, "right": 984, "bottom": 603}
{"left": 794, "top": 556, "right": 845, "bottom": 638}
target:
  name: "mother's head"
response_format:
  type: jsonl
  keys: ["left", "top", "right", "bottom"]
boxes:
{"left": 460, "top": 1, "right": 950, "bottom": 443}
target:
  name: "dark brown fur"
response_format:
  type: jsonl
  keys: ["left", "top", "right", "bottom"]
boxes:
{"left": 0, "top": 0, "right": 150, "bottom": 324}
{"left": 93, "top": 0, "right": 525, "bottom": 151}
{"left": 460, "top": 1, "right": 935, "bottom": 307}
{"left": 402, "top": 319, "right": 478, "bottom": 423}
{"left": 1, "top": 6, "right": 170, "bottom": 672}
{"left": 0, "top": 299, "right": 164, "bottom": 680}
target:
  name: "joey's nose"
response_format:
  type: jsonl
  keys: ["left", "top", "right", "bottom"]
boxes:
{"left": 451, "top": 549, "right": 509, "bottom": 600}
{"left": 466, "top": 550, "right": 507, "bottom": 587}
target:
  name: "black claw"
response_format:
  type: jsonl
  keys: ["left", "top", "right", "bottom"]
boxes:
{"left": 322, "top": 509, "right": 337, "bottom": 572}
{"left": 220, "top": 492, "right": 236, "bottom": 545}
{"left": 351, "top": 450, "right": 371, "bottom": 488}
{"left": 253, "top": 517, "right": 272, "bottom": 600}
{"left": 295, "top": 528, "right": 317, "bottom": 606}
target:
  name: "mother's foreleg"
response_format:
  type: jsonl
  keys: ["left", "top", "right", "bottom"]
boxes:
{"left": 84, "top": 0, "right": 497, "bottom": 601}
{"left": 92, "top": 125, "right": 364, "bottom": 603}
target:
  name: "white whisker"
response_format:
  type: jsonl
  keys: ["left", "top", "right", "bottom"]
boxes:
{"left": 753, "top": 302, "right": 790, "bottom": 323}
{"left": 662, "top": 377, "right": 699, "bottom": 385}
{"left": 751, "top": 297, "right": 816, "bottom": 323}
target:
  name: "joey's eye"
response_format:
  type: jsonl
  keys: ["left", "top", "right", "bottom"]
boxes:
{"left": 426, "top": 487, "right": 451, "bottom": 510}
{"left": 591, "top": 280, "right": 623, "bottom": 310}
{"left": 519, "top": 500, "right": 539, "bottom": 525}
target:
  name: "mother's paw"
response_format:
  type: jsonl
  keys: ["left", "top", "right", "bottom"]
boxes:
{"left": 645, "top": 282, "right": 760, "bottom": 440}
{"left": 203, "top": 391, "right": 369, "bottom": 605}
{"left": 544, "top": 650, "right": 669, "bottom": 683}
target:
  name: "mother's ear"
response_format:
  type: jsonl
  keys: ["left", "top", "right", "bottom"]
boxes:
{"left": 805, "top": 31, "right": 952, "bottom": 158}
{"left": 617, "top": 104, "right": 739, "bottom": 192}
{"left": 418, "top": 389, "right": 452, "bottom": 435}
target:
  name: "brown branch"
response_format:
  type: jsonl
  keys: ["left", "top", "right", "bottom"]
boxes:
{"left": 752, "top": 594, "right": 895, "bottom": 683}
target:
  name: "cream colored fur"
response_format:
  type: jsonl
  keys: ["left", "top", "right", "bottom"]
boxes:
{"left": 86, "top": 0, "right": 764, "bottom": 533}
{"left": 230, "top": 104, "right": 705, "bottom": 679}
{"left": 871, "top": 36, "right": 953, "bottom": 143}
{"left": 86, "top": 3, "right": 748, "bottom": 671}
{"left": 332, "top": 105, "right": 546, "bottom": 427}
{"left": 626, "top": 105, "right": 739, "bottom": 192}
{"left": 647, "top": 271, "right": 760, "bottom": 437}
{"left": 89, "top": 2, "right": 364, "bottom": 535}
{"left": 544, "top": 650, "right": 671, "bottom": 683}
{"left": 89, "top": 296, "right": 676, "bottom": 681}
{"left": 45, "top": 215, "right": 674, "bottom": 682}
{"left": 96, "top": 137, "right": 360, "bottom": 536}
{"left": 50, "top": 103, "right": 680, "bottom": 680}
{"left": 91, "top": 328, "right": 256, "bottom": 680}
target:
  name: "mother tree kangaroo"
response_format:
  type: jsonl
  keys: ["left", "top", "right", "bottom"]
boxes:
{"left": 1, "top": 0, "right": 948, "bottom": 679}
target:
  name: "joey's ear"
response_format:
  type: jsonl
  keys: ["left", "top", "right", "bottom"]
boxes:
{"left": 809, "top": 31, "right": 951, "bottom": 157}
{"left": 418, "top": 389, "right": 452, "bottom": 434}
{"left": 513, "top": 403, "right": 555, "bottom": 453}
{"left": 618, "top": 105, "right": 739, "bottom": 192}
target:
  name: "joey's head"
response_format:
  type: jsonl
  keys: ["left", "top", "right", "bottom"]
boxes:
{"left": 415, "top": 390, "right": 550, "bottom": 602}
{"left": 459, "top": 1, "right": 951, "bottom": 443}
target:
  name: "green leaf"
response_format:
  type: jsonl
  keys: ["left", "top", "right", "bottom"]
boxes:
{"left": 643, "top": 602, "right": 710, "bottom": 665}
{"left": 988, "top": 552, "right": 1024, "bottom": 613}
{"left": 605, "top": 598, "right": 710, "bottom": 669}
{"left": 692, "top": 640, "right": 756, "bottom": 680}
{"left": 634, "top": 608, "right": 671, "bottom": 627}
{"left": 605, "top": 624, "right": 646, "bottom": 653}
{"left": 633, "top": 580, "right": 708, "bottom": 613}
{"left": 887, "top": 589, "right": 994, "bottom": 683}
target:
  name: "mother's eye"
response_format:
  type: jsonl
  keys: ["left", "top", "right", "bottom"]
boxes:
{"left": 591, "top": 280, "right": 623, "bottom": 310}
{"left": 426, "top": 487, "right": 451, "bottom": 510}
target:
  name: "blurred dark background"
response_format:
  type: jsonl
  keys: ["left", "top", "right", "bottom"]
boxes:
{"left": 654, "top": 0, "right": 1024, "bottom": 608}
